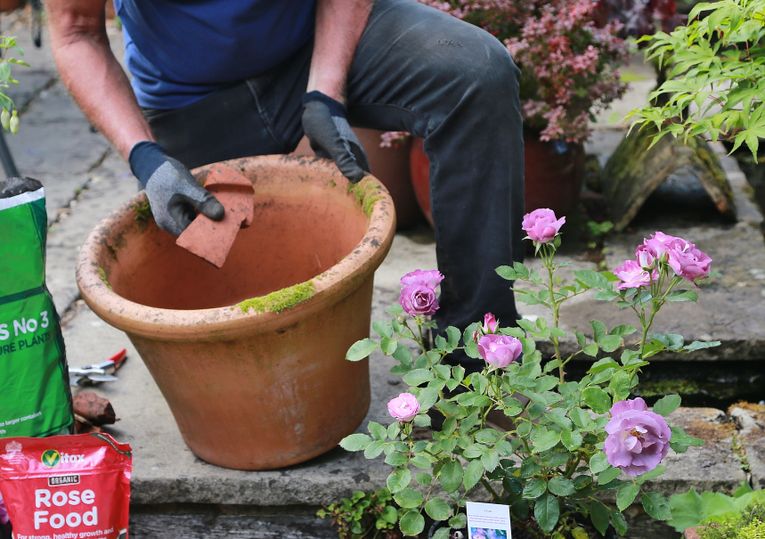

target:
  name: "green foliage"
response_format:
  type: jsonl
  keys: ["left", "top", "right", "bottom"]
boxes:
{"left": 698, "top": 501, "right": 765, "bottom": 539}
{"left": 0, "top": 35, "right": 27, "bottom": 133}
{"left": 668, "top": 485, "right": 765, "bottom": 532}
{"left": 317, "top": 488, "right": 400, "bottom": 539}
{"left": 628, "top": 0, "right": 765, "bottom": 159}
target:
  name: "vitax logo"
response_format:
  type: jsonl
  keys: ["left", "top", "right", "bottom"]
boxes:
{"left": 41, "top": 450, "right": 85, "bottom": 467}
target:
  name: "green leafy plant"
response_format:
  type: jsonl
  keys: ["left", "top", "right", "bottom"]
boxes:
{"left": 0, "top": 35, "right": 27, "bottom": 134}
{"left": 341, "top": 209, "right": 719, "bottom": 537}
{"left": 628, "top": 0, "right": 765, "bottom": 159}
{"left": 668, "top": 483, "right": 765, "bottom": 533}
{"left": 698, "top": 502, "right": 765, "bottom": 538}
{"left": 317, "top": 488, "right": 401, "bottom": 539}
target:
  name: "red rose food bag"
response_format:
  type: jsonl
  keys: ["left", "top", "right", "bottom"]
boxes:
{"left": 0, "top": 433, "right": 131, "bottom": 539}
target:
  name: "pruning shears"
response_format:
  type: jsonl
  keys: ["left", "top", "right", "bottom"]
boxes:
{"left": 69, "top": 349, "right": 128, "bottom": 386}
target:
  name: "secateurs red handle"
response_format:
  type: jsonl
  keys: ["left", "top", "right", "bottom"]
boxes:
{"left": 69, "top": 349, "right": 128, "bottom": 386}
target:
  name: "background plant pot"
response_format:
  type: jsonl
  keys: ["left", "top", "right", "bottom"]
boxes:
{"left": 293, "top": 128, "right": 423, "bottom": 229}
{"left": 410, "top": 134, "right": 586, "bottom": 227}
{"left": 0, "top": 0, "right": 21, "bottom": 12}
{"left": 76, "top": 156, "right": 396, "bottom": 470}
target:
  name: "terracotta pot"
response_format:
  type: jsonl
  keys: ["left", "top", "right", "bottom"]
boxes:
{"left": 0, "top": 0, "right": 21, "bottom": 12}
{"left": 76, "top": 156, "right": 396, "bottom": 470}
{"left": 105, "top": 0, "right": 116, "bottom": 19}
{"left": 410, "top": 134, "right": 585, "bottom": 227}
{"left": 293, "top": 128, "right": 423, "bottom": 229}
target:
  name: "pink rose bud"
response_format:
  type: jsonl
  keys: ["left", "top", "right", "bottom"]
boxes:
{"left": 387, "top": 392, "right": 420, "bottom": 422}
{"left": 667, "top": 241, "right": 712, "bottom": 282}
{"left": 613, "top": 259, "right": 655, "bottom": 290}
{"left": 482, "top": 312, "right": 499, "bottom": 334}
{"left": 399, "top": 284, "right": 439, "bottom": 316}
{"left": 635, "top": 244, "right": 656, "bottom": 269}
{"left": 522, "top": 208, "right": 566, "bottom": 243}
{"left": 478, "top": 334, "right": 522, "bottom": 368}
{"left": 604, "top": 398, "right": 671, "bottom": 476}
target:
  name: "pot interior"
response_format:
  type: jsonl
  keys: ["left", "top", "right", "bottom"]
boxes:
{"left": 106, "top": 184, "right": 369, "bottom": 310}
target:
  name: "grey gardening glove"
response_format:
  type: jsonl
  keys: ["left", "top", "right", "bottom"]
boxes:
{"left": 302, "top": 91, "right": 370, "bottom": 183}
{"left": 129, "top": 141, "right": 224, "bottom": 236}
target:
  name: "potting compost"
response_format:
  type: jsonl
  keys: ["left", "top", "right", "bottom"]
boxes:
{"left": 0, "top": 433, "right": 132, "bottom": 538}
{"left": 0, "top": 177, "right": 73, "bottom": 438}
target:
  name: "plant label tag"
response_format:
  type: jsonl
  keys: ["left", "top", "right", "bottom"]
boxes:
{"left": 466, "top": 501, "right": 512, "bottom": 539}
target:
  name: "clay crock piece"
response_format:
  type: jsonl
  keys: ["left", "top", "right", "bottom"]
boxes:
{"left": 176, "top": 164, "right": 255, "bottom": 267}
{"left": 76, "top": 156, "right": 396, "bottom": 470}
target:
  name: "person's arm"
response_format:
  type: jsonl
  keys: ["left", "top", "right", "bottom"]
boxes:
{"left": 306, "top": 0, "right": 372, "bottom": 103}
{"left": 47, "top": 0, "right": 152, "bottom": 159}
{"left": 46, "top": 0, "right": 224, "bottom": 236}
{"left": 302, "top": 0, "right": 373, "bottom": 183}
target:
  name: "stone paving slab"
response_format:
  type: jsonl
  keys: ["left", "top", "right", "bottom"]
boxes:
{"left": 730, "top": 404, "right": 765, "bottom": 489}
{"left": 7, "top": 83, "right": 112, "bottom": 222}
{"left": 46, "top": 152, "right": 135, "bottom": 312}
{"left": 654, "top": 408, "right": 746, "bottom": 493}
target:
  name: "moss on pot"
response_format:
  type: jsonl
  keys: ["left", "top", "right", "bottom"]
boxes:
{"left": 237, "top": 281, "right": 316, "bottom": 314}
{"left": 97, "top": 266, "right": 112, "bottom": 290}
{"left": 132, "top": 199, "right": 151, "bottom": 230}
{"left": 348, "top": 178, "right": 383, "bottom": 217}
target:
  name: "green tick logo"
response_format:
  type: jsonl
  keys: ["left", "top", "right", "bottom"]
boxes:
{"left": 41, "top": 449, "right": 60, "bottom": 467}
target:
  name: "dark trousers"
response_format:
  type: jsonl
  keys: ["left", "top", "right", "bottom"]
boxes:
{"left": 144, "top": 0, "right": 525, "bottom": 351}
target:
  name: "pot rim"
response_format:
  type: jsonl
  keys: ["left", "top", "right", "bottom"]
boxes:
{"left": 75, "top": 155, "right": 396, "bottom": 341}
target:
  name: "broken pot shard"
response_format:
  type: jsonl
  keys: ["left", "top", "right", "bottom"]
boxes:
{"left": 176, "top": 165, "right": 255, "bottom": 268}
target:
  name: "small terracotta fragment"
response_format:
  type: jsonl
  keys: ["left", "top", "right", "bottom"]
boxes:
{"left": 73, "top": 390, "right": 116, "bottom": 425}
{"left": 176, "top": 164, "right": 255, "bottom": 268}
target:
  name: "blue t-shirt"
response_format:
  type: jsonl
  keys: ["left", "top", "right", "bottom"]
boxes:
{"left": 116, "top": 0, "right": 316, "bottom": 109}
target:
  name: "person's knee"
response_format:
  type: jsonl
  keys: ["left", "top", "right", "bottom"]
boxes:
{"left": 472, "top": 35, "right": 520, "bottom": 107}
{"left": 435, "top": 30, "right": 520, "bottom": 113}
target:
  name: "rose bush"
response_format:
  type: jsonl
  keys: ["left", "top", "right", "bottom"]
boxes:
{"left": 343, "top": 208, "right": 718, "bottom": 537}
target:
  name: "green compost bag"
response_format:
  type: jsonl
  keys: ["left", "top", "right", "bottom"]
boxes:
{"left": 0, "top": 177, "right": 73, "bottom": 437}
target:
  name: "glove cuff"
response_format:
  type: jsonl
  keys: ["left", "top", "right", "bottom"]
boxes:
{"left": 303, "top": 91, "right": 346, "bottom": 117}
{"left": 129, "top": 141, "right": 167, "bottom": 187}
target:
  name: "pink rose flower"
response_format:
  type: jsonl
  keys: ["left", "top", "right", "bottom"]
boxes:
{"left": 613, "top": 259, "right": 654, "bottom": 290}
{"left": 387, "top": 392, "right": 420, "bottom": 422}
{"left": 642, "top": 231, "right": 683, "bottom": 259}
{"left": 399, "top": 284, "right": 439, "bottom": 316}
{"left": 667, "top": 241, "right": 712, "bottom": 282}
{"left": 478, "top": 334, "right": 522, "bottom": 368}
{"left": 398, "top": 269, "right": 444, "bottom": 316}
{"left": 482, "top": 312, "right": 499, "bottom": 334}
{"left": 604, "top": 397, "right": 671, "bottom": 477}
{"left": 522, "top": 208, "right": 566, "bottom": 243}
{"left": 400, "top": 269, "right": 444, "bottom": 289}
{"left": 642, "top": 232, "right": 712, "bottom": 281}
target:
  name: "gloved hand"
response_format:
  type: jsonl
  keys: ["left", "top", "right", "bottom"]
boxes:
{"left": 129, "top": 141, "right": 224, "bottom": 236}
{"left": 301, "top": 91, "right": 370, "bottom": 183}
